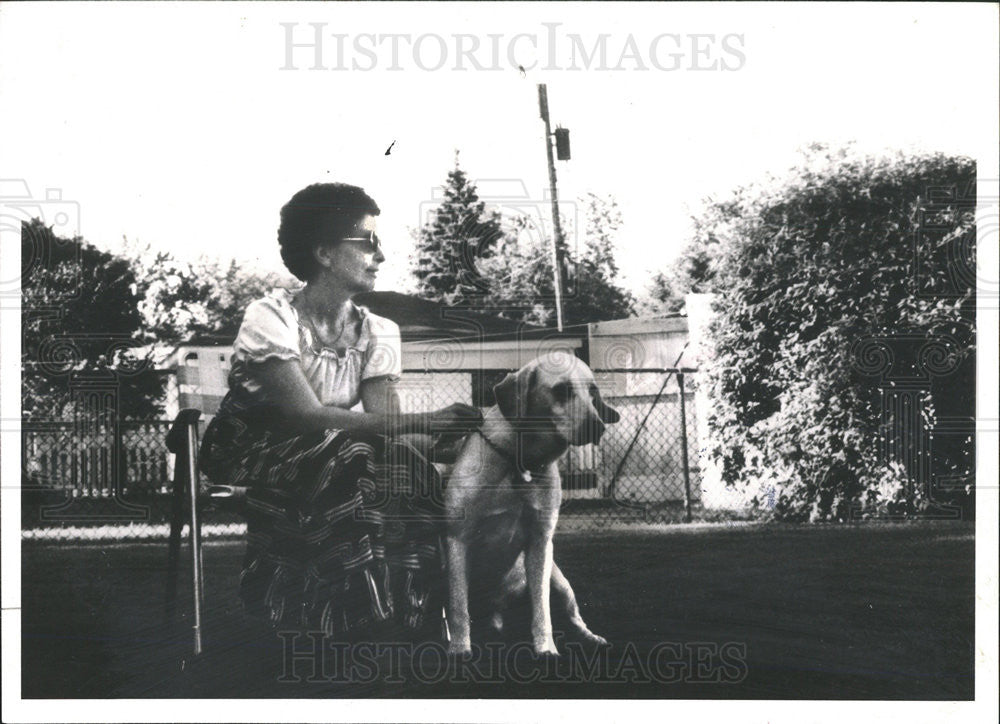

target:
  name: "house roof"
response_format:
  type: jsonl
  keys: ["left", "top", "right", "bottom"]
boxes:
{"left": 175, "top": 291, "right": 578, "bottom": 348}
{"left": 353, "top": 292, "right": 572, "bottom": 343}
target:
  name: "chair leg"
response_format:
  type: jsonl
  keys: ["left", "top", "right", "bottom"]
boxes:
{"left": 186, "top": 423, "right": 205, "bottom": 656}
{"left": 165, "top": 458, "right": 188, "bottom": 621}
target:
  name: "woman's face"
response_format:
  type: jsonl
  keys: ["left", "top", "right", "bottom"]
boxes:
{"left": 314, "top": 213, "right": 386, "bottom": 293}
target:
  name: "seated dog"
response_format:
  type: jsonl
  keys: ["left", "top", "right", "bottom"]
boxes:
{"left": 444, "top": 353, "right": 620, "bottom": 656}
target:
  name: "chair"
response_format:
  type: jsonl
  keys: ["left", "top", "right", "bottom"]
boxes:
{"left": 164, "top": 408, "right": 462, "bottom": 656}
{"left": 164, "top": 408, "right": 247, "bottom": 656}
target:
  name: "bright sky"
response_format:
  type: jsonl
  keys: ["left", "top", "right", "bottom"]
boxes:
{"left": 1, "top": 2, "right": 997, "bottom": 298}
{"left": 2, "top": 6, "right": 999, "bottom": 722}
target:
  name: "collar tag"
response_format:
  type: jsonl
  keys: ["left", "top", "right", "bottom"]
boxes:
{"left": 477, "top": 430, "right": 533, "bottom": 483}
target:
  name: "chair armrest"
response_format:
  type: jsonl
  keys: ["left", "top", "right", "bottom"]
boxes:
{"left": 204, "top": 484, "right": 248, "bottom": 501}
{"left": 166, "top": 408, "right": 203, "bottom": 454}
{"left": 200, "top": 484, "right": 249, "bottom": 513}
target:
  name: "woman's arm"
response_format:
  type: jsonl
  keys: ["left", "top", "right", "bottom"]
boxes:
{"left": 359, "top": 376, "right": 401, "bottom": 418}
{"left": 362, "top": 376, "right": 435, "bottom": 456}
{"left": 253, "top": 358, "right": 480, "bottom": 436}
{"left": 251, "top": 357, "right": 413, "bottom": 435}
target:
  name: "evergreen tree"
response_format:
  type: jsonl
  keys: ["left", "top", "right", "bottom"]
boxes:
{"left": 411, "top": 154, "right": 504, "bottom": 306}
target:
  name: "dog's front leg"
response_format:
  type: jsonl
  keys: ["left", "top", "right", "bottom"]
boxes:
{"left": 445, "top": 535, "right": 473, "bottom": 655}
{"left": 524, "top": 522, "right": 558, "bottom": 655}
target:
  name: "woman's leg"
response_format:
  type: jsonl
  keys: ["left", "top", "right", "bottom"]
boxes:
{"left": 203, "top": 419, "right": 447, "bottom": 639}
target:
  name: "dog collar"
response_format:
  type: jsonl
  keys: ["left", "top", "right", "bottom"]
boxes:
{"left": 475, "top": 429, "right": 533, "bottom": 482}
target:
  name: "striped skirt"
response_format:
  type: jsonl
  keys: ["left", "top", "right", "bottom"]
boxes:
{"left": 199, "top": 412, "right": 446, "bottom": 638}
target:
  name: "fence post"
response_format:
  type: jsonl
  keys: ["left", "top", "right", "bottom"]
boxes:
{"left": 678, "top": 372, "right": 692, "bottom": 523}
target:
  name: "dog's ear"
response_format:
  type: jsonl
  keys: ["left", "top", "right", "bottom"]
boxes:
{"left": 592, "top": 388, "right": 621, "bottom": 424}
{"left": 493, "top": 373, "right": 519, "bottom": 420}
{"left": 494, "top": 366, "right": 536, "bottom": 421}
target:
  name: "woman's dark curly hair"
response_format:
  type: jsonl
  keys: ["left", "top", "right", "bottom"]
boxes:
{"left": 278, "top": 183, "right": 381, "bottom": 281}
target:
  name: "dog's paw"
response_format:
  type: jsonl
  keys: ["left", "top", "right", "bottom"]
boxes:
{"left": 580, "top": 630, "right": 611, "bottom": 648}
{"left": 533, "top": 640, "right": 559, "bottom": 657}
{"left": 534, "top": 649, "right": 560, "bottom": 660}
{"left": 447, "top": 642, "right": 473, "bottom": 658}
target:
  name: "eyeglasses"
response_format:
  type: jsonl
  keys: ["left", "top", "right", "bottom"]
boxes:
{"left": 339, "top": 230, "right": 382, "bottom": 254}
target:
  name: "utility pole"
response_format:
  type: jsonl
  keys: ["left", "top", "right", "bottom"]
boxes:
{"left": 537, "top": 83, "right": 567, "bottom": 332}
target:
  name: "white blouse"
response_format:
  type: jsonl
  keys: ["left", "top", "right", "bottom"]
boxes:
{"left": 229, "top": 288, "right": 402, "bottom": 410}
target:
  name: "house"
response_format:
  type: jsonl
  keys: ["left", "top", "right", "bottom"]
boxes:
{"left": 162, "top": 292, "right": 725, "bottom": 508}
{"left": 162, "top": 291, "right": 583, "bottom": 421}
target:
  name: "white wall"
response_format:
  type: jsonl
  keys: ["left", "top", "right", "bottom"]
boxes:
{"left": 400, "top": 338, "right": 583, "bottom": 373}
{"left": 684, "top": 293, "right": 747, "bottom": 510}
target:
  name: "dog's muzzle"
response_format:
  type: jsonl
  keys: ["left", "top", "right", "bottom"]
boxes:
{"left": 578, "top": 399, "right": 620, "bottom": 445}
{"left": 594, "top": 398, "right": 621, "bottom": 425}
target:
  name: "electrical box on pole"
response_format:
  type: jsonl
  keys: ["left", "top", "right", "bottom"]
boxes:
{"left": 554, "top": 127, "right": 571, "bottom": 160}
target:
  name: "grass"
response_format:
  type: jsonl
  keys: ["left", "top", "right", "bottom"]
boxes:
{"left": 20, "top": 520, "right": 974, "bottom": 699}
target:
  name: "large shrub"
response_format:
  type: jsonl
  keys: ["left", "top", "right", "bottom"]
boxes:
{"left": 700, "top": 147, "right": 975, "bottom": 521}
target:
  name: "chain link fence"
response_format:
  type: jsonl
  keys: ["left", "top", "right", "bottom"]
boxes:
{"left": 21, "top": 367, "right": 702, "bottom": 540}
{"left": 587, "top": 370, "right": 701, "bottom": 527}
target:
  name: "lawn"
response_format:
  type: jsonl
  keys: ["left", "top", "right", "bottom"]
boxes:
{"left": 20, "top": 521, "right": 974, "bottom": 699}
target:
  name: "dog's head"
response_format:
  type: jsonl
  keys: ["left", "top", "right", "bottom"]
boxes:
{"left": 493, "top": 353, "right": 620, "bottom": 446}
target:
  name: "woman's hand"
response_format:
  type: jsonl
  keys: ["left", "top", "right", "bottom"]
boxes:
{"left": 427, "top": 403, "right": 483, "bottom": 435}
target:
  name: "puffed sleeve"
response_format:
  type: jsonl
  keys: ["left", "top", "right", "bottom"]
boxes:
{"left": 233, "top": 295, "right": 301, "bottom": 364}
{"left": 361, "top": 314, "right": 403, "bottom": 382}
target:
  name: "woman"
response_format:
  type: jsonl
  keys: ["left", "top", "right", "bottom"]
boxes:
{"left": 199, "top": 182, "right": 482, "bottom": 638}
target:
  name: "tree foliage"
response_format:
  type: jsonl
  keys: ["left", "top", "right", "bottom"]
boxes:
{"left": 699, "top": 146, "right": 976, "bottom": 521}
{"left": 411, "top": 157, "right": 504, "bottom": 306}
{"left": 646, "top": 204, "right": 729, "bottom": 315}
{"left": 21, "top": 221, "right": 290, "bottom": 421}
{"left": 475, "top": 214, "right": 559, "bottom": 325}
{"left": 561, "top": 193, "right": 636, "bottom": 326}
{"left": 21, "top": 220, "right": 167, "bottom": 420}
{"left": 476, "top": 196, "right": 637, "bottom": 327}
{"left": 124, "top": 239, "right": 290, "bottom": 352}
{"left": 413, "top": 160, "right": 635, "bottom": 326}
{"left": 479, "top": 194, "right": 636, "bottom": 327}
